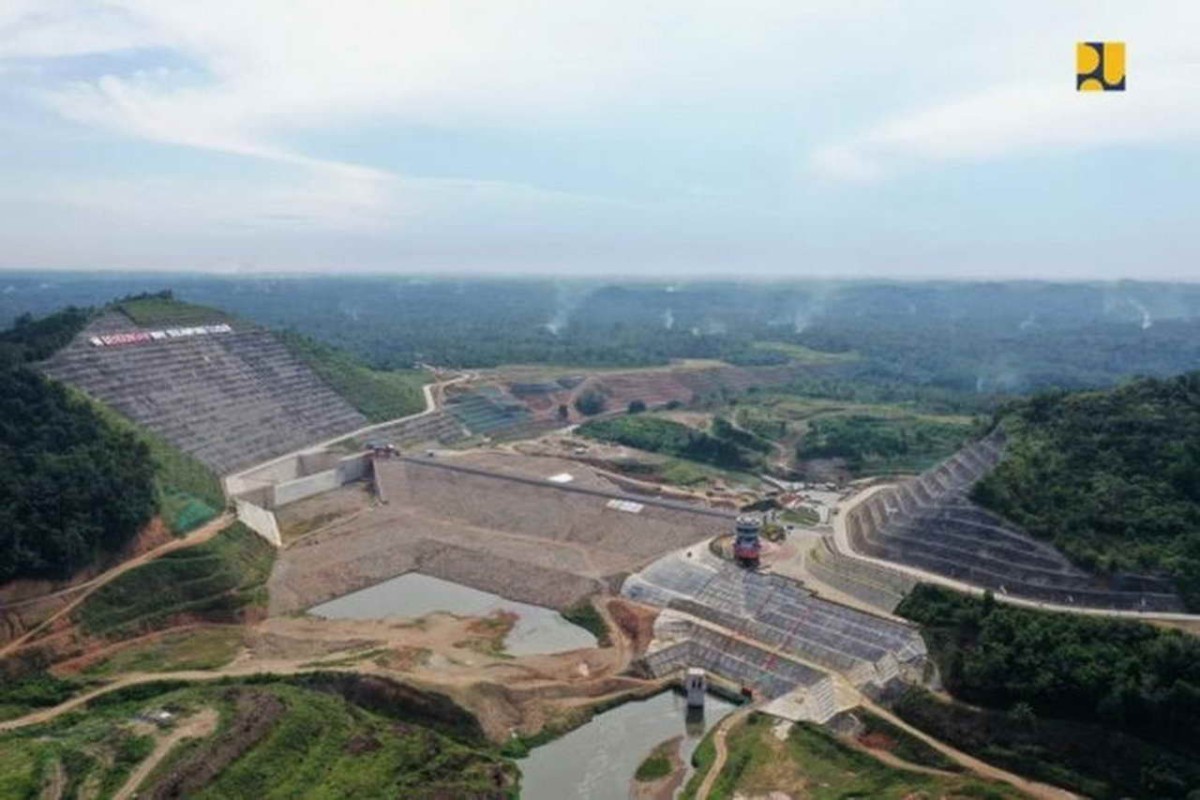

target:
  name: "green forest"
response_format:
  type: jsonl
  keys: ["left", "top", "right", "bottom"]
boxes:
{"left": 972, "top": 372, "right": 1200, "bottom": 607}
{"left": 0, "top": 367, "right": 157, "bottom": 582}
{"left": 0, "top": 307, "right": 224, "bottom": 582}
{"left": 897, "top": 585, "right": 1200, "bottom": 798}
{"left": 798, "top": 414, "right": 976, "bottom": 475}
{"left": 576, "top": 414, "right": 765, "bottom": 470}
{"left": 0, "top": 311, "right": 158, "bottom": 582}
{"left": 7, "top": 276, "right": 1199, "bottom": 398}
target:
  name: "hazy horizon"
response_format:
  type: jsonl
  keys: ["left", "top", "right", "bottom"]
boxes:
{"left": 3, "top": 268, "right": 1200, "bottom": 286}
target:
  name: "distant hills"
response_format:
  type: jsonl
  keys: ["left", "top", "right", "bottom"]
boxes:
{"left": 3, "top": 276, "right": 1199, "bottom": 397}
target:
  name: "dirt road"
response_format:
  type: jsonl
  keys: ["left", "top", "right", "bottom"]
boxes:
{"left": 855, "top": 696, "right": 1079, "bottom": 800}
{"left": 0, "top": 513, "right": 233, "bottom": 659}
{"left": 694, "top": 704, "right": 756, "bottom": 800}
{"left": 113, "top": 708, "right": 219, "bottom": 800}
{"left": 223, "top": 370, "right": 471, "bottom": 488}
{"left": 0, "top": 596, "right": 653, "bottom": 737}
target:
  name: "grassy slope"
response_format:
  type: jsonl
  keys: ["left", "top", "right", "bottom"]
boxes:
{"left": 116, "top": 296, "right": 233, "bottom": 327}
{"left": 0, "top": 673, "right": 96, "bottom": 723}
{"left": 83, "top": 627, "right": 244, "bottom": 676}
{"left": 0, "top": 679, "right": 515, "bottom": 800}
{"left": 681, "top": 713, "right": 1020, "bottom": 800}
{"left": 279, "top": 331, "right": 429, "bottom": 423}
{"left": 74, "top": 522, "right": 274, "bottom": 638}
{"left": 854, "top": 708, "right": 961, "bottom": 772}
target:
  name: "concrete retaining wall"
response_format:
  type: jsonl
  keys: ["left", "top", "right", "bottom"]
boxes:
{"left": 236, "top": 498, "right": 282, "bottom": 547}
{"left": 268, "top": 453, "right": 371, "bottom": 508}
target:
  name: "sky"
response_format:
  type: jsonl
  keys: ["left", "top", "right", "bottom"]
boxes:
{"left": 0, "top": 1, "right": 1197, "bottom": 279}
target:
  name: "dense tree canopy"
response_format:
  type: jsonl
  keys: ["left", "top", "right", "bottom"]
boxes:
{"left": 576, "top": 414, "right": 763, "bottom": 470}
{"left": 0, "top": 367, "right": 156, "bottom": 581}
{"left": 898, "top": 585, "right": 1200, "bottom": 798}
{"left": 0, "top": 308, "right": 160, "bottom": 582}
{"left": 9, "top": 276, "right": 1198, "bottom": 398}
{"left": 972, "top": 372, "right": 1200, "bottom": 607}
{"left": 0, "top": 305, "right": 91, "bottom": 366}
{"left": 798, "top": 414, "right": 975, "bottom": 474}
{"left": 899, "top": 585, "right": 1200, "bottom": 744}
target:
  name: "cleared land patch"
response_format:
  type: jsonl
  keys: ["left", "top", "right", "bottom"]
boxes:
{"left": 78, "top": 627, "right": 244, "bottom": 676}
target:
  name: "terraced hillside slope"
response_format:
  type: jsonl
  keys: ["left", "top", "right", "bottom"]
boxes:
{"left": 844, "top": 434, "right": 1184, "bottom": 612}
{"left": 627, "top": 548, "right": 926, "bottom": 703}
{"left": 972, "top": 373, "right": 1200, "bottom": 610}
{"left": 40, "top": 310, "right": 367, "bottom": 475}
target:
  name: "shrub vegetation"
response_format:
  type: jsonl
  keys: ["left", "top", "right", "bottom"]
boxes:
{"left": 799, "top": 413, "right": 976, "bottom": 475}
{"left": 75, "top": 522, "right": 274, "bottom": 638}
{"left": 577, "top": 415, "right": 763, "bottom": 470}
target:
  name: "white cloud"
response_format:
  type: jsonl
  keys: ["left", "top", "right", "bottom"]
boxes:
{"left": 811, "top": 67, "right": 1200, "bottom": 181}
{"left": 0, "top": 0, "right": 156, "bottom": 58}
{"left": 809, "top": 2, "right": 1200, "bottom": 180}
{"left": 10, "top": 1, "right": 877, "bottom": 175}
{"left": 1, "top": 0, "right": 1199, "bottom": 274}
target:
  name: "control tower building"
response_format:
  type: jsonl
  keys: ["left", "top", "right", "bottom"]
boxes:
{"left": 733, "top": 514, "right": 763, "bottom": 568}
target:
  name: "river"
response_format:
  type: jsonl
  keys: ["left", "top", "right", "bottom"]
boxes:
{"left": 520, "top": 690, "right": 739, "bottom": 800}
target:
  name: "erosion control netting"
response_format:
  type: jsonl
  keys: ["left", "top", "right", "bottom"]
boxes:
{"left": 846, "top": 433, "right": 1185, "bottom": 612}
{"left": 445, "top": 387, "right": 532, "bottom": 436}
{"left": 41, "top": 312, "right": 367, "bottom": 474}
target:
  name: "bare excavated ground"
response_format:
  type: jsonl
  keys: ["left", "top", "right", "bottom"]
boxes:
{"left": 0, "top": 518, "right": 177, "bottom": 646}
{"left": 275, "top": 481, "right": 375, "bottom": 545}
{"left": 269, "top": 453, "right": 731, "bottom": 615}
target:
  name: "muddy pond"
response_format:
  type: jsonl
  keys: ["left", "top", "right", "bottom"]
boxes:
{"left": 307, "top": 572, "right": 597, "bottom": 656}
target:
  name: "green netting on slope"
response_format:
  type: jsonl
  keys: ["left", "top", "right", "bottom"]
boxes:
{"left": 161, "top": 491, "right": 218, "bottom": 534}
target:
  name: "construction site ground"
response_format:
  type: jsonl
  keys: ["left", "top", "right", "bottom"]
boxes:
{"left": 2, "top": 597, "right": 661, "bottom": 743}
{"left": 268, "top": 450, "right": 731, "bottom": 615}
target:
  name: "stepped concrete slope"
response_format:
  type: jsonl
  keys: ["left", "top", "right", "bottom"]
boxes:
{"left": 843, "top": 432, "right": 1185, "bottom": 612}
{"left": 625, "top": 548, "right": 926, "bottom": 693}
{"left": 41, "top": 311, "right": 368, "bottom": 475}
